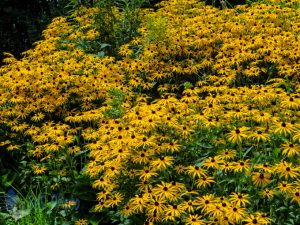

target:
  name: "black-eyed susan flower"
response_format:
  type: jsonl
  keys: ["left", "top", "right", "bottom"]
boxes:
{"left": 252, "top": 171, "right": 271, "bottom": 186}
{"left": 150, "top": 156, "right": 174, "bottom": 170}
{"left": 250, "top": 128, "right": 270, "bottom": 143}
{"left": 186, "top": 165, "right": 207, "bottom": 178}
{"left": 128, "top": 193, "right": 149, "bottom": 213}
{"left": 183, "top": 214, "right": 205, "bottom": 225}
{"left": 163, "top": 204, "right": 184, "bottom": 222}
{"left": 205, "top": 203, "right": 225, "bottom": 218}
{"left": 243, "top": 214, "right": 268, "bottom": 225}
{"left": 227, "top": 204, "right": 247, "bottom": 223}
{"left": 290, "top": 189, "right": 300, "bottom": 205}
{"left": 152, "top": 181, "right": 181, "bottom": 201}
{"left": 275, "top": 161, "right": 299, "bottom": 179}
{"left": 232, "top": 159, "right": 250, "bottom": 173}
{"left": 75, "top": 219, "right": 88, "bottom": 225}
{"left": 105, "top": 192, "right": 123, "bottom": 207}
{"left": 220, "top": 162, "right": 235, "bottom": 173}
{"left": 229, "top": 192, "right": 250, "bottom": 207}
{"left": 203, "top": 156, "right": 224, "bottom": 169}
{"left": 195, "top": 194, "right": 216, "bottom": 214}
{"left": 195, "top": 176, "right": 215, "bottom": 189}
{"left": 180, "top": 199, "right": 197, "bottom": 214}
{"left": 219, "top": 149, "right": 236, "bottom": 160}
{"left": 138, "top": 167, "right": 158, "bottom": 181}
{"left": 276, "top": 181, "right": 294, "bottom": 194}
{"left": 280, "top": 142, "right": 300, "bottom": 157}
{"left": 33, "top": 165, "right": 47, "bottom": 175}
{"left": 260, "top": 189, "right": 275, "bottom": 199}
{"left": 226, "top": 126, "right": 249, "bottom": 144}
{"left": 146, "top": 196, "right": 166, "bottom": 219}
{"left": 273, "top": 121, "right": 295, "bottom": 136}
{"left": 280, "top": 96, "right": 300, "bottom": 110}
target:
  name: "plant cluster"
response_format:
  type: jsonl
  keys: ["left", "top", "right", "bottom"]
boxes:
{"left": 0, "top": 189, "right": 80, "bottom": 225}
{"left": 0, "top": 0, "right": 300, "bottom": 224}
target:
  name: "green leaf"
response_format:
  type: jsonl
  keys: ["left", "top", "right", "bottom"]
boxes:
{"left": 0, "top": 212, "right": 11, "bottom": 220}
{"left": 75, "top": 149, "right": 88, "bottom": 156}
{"left": 11, "top": 209, "right": 31, "bottom": 221}
{"left": 243, "top": 146, "right": 253, "bottom": 158}
{"left": 48, "top": 201, "right": 58, "bottom": 213}
{"left": 183, "top": 81, "right": 193, "bottom": 89}
{"left": 272, "top": 148, "right": 281, "bottom": 158}
{"left": 100, "top": 43, "right": 111, "bottom": 49}
{"left": 59, "top": 210, "right": 67, "bottom": 217}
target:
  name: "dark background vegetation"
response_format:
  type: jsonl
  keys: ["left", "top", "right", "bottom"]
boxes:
{"left": 0, "top": 0, "right": 69, "bottom": 66}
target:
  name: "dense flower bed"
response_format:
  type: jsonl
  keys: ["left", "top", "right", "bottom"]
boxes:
{"left": 0, "top": 0, "right": 300, "bottom": 224}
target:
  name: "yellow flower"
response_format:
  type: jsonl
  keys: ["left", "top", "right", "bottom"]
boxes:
{"left": 220, "top": 162, "right": 235, "bottom": 173}
{"left": 180, "top": 200, "right": 197, "bottom": 214}
{"left": 250, "top": 129, "right": 270, "bottom": 143}
{"left": 186, "top": 165, "right": 207, "bottom": 178}
{"left": 252, "top": 172, "right": 271, "bottom": 186}
{"left": 152, "top": 181, "right": 182, "bottom": 201}
{"left": 280, "top": 96, "right": 300, "bottom": 110}
{"left": 227, "top": 204, "right": 246, "bottom": 223}
{"left": 281, "top": 142, "right": 300, "bottom": 157}
{"left": 243, "top": 214, "right": 269, "bottom": 225}
{"left": 290, "top": 189, "right": 300, "bottom": 205}
{"left": 232, "top": 159, "right": 250, "bottom": 173}
{"left": 260, "top": 189, "right": 274, "bottom": 199}
{"left": 146, "top": 196, "right": 166, "bottom": 219}
{"left": 183, "top": 214, "right": 205, "bottom": 225}
{"left": 131, "top": 193, "right": 151, "bottom": 213}
{"left": 138, "top": 168, "right": 158, "bottom": 181}
{"left": 67, "top": 146, "right": 81, "bottom": 154}
{"left": 276, "top": 181, "right": 294, "bottom": 194}
{"left": 75, "top": 219, "right": 88, "bottom": 225}
{"left": 203, "top": 156, "right": 224, "bottom": 169}
{"left": 105, "top": 192, "right": 123, "bottom": 207}
{"left": 273, "top": 121, "right": 295, "bottom": 136}
{"left": 195, "top": 194, "right": 216, "bottom": 214}
{"left": 219, "top": 149, "right": 236, "bottom": 160}
{"left": 195, "top": 176, "right": 215, "bottom": 189}
{"left": 163, "top": 204, "right": 184, "bottom": 222}
{"left": 229, "top": 192, "right": 250, "bottom": 207}
{"left": 33, "top": 165, "right": 47, "bottom": 175}
{"left": 275, "top": 161, "right": 299, "bottom": 179}
{"left": 150, "top": 156, "right": 174, "bottom": 170}
{"left": 61, "top": 200, "right": 77, "bottom": 209}
{"left": 31, "top": 112, "right": 45, "bottom": 122}
{"left": 226, "top": 126, "right": 249, "bottom": 144}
